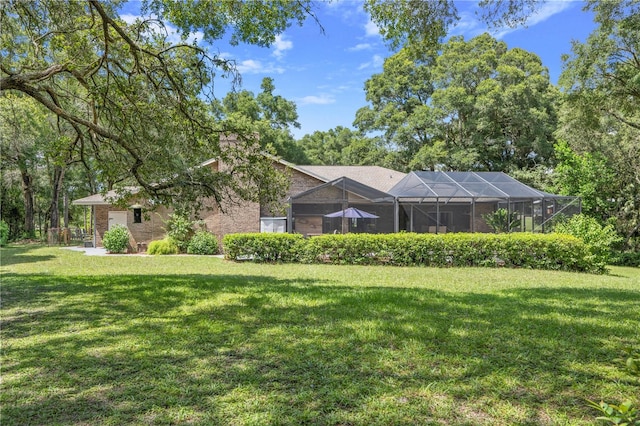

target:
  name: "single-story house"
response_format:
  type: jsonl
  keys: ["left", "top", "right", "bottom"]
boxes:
{"left": 72, "top": 154, "right": 408, "bottom": 250}
{"left": 74, "top": 151, "right": 579, "bottom": 250}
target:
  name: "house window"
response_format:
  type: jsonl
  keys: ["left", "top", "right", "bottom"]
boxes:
{"left": 133, "top": 208, "right": 142, "bottom": 223}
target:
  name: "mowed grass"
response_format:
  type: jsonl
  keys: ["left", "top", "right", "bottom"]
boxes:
{"left": 1, "top": 245, "right": 639, "bottom": 425}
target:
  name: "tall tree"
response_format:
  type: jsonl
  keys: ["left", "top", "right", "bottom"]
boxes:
{"left": 216, "top": 77, "right": 307, "bottom": 164}
{"left": 355, "top": 34, "right": 557, "bottom": 171}
{"left": 297, "top": 127, "right": 387, "bottom": 166}
{"left": 1, "top": 0, "right": 316, "bottom": 211}
{"left": 431, "top": 34, "right": 557, "bottom": 170}
{"left": 560, "top": 0, "right": 640, "bottom": 132}
{"left": 558, "top": 0, "right": 640, "bottom": 247}
{"left": 0, "top": 94, "right": 50, "bottom": 237}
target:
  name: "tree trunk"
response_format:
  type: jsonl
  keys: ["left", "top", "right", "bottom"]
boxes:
{"left": 20, "top": 168, "right": 36, "bottom": 238}
{"left": 63, "top": 192, "right": 69, "bottom": 229}
{"left": 49, "top": 165, "right": 64, "bottom": 229}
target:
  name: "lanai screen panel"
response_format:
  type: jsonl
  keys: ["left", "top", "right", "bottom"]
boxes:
{"left": 413, "top": 171, "right": 472, "bottom": 198}
{"left": 289, "top": 176, "right": 395, "bottom": 235}
{"left": 478, "top": 172, "right": 545, "bottom": 199}
{"left": 444, "top": 172, "right": 508, "bottom": 199}
{"left": 388, "top": 173, "right": 438, "bottom": 198}
{"left": 391, "top": 171, "right": 554, "bottom": 200}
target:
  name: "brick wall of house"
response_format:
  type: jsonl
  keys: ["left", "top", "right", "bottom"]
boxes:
{"left": 197, "top": 197, "right": 260, "bottom": 242}
{"left": 95, "top": 204, "right": 170, "bottom": 251}
{"left": 260, "top": 164, "right": 323, "bottom": 217}
{"left": 92, "top": 158, "right": 323, "bottom": 248}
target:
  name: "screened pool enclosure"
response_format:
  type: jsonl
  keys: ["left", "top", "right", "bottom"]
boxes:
{"left": 287, "top": 172, "right": 580, "bottom": 236}
{"left": 389, "top": 172, "right": 580, "bottom": 233}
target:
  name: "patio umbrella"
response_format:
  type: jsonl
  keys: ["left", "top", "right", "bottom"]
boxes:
{"left": 324, "top": 207, "right": 379, "bottom": 219}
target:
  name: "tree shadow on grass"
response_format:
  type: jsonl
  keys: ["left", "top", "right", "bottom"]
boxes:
{"left": 0, "top": 245, "right": 55, "bottom": 267}
{"left": 2, "top": 272, "right": 639, "bottom": 425}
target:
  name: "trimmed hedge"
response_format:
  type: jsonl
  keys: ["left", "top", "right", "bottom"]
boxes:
{"left": 223, "top": 233, "right": 304, "bottom": 262}
{"left": 223, "top": 232, "right": 602, "bottom": 273}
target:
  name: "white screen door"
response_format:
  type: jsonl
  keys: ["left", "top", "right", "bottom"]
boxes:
{"left": 108, "top": 211, "right": 128, "bottom": 229}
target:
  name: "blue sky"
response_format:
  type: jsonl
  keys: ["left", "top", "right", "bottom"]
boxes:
{"left": 120, "top": 1, "right": 597, "bottom": 139}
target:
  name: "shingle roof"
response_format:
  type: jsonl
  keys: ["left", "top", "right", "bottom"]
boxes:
{"left": 295, "top": 165, "right": 406, "bottom": 193}
{"left": 72, "top": 187, "right": 139, "bottom": 206}
{"left": 72, "top": 161, "right": 406, "bottom": 206}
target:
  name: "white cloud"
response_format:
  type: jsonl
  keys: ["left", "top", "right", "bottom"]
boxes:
{"left": 273, "top": 34, "right": 293, "bottom": 58}
{"left": 348, "top": 43, "right": 373, "bottom": 52}
{"left": 452, "top": 1, "right": 575, "bottom": 40}
{"left": 120, "top": 13, "right": 139, "bottom": 25}
{"left": 297, "top": 94, "right": 336, "bottom": 105}
{"left": 491, "top": 1, "right": 573, "bottom": 39}
{"left": 450, "top": 10, "right": 485, "bottom": 38}
{"left": 358, "top": 54, "right": 384, "bottom": 70}
{"left": 364, "top": 21, "right": 380, "bottom": 37}
{"left": 236, "top": 59, "right": 285, "bottom": 75}
{"left": 525, "top": 0, "right": 574, "bottom": 26}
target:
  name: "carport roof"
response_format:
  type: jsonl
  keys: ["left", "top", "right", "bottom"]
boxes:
{"left": 389, "top": 171, "right": 573, "bottom": 200}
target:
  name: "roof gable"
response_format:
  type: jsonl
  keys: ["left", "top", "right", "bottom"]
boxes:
{"left": 295, "top": 165, "right": 406, "bottom": 193}
{"left": 290, "top": 176, "right": 395, "bottom": 203}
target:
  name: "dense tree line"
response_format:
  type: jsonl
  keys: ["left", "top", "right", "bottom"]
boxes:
{"left": 1, "top": 0, "right": 638, "bottom": 251}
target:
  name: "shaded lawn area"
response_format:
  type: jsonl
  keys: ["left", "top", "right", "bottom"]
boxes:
{"left": 1, "top": 246, "right": 639, "bottom": 425}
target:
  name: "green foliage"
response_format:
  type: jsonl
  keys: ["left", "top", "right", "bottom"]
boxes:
{"left": 355, "top": 34, "right": 557, "bottom": 171}
{"left": 482, "top": 208, "right": 521, "bottom": 233}
{"left": 557, "top": 2, "right": 640, "bottom": 250}
{"left": 223, "top": 233, "right": 304, "bottom": 262}
{"left": 587, "top": 347, "right": 640, "bottom": 425}
{"left": 553, "top": 141, "right": 616, "bottom": 221}
{"left": 224, "top": 232, "right": 600, "bottom": 273}
{"left": 364, "top": 0, "right": 456, "bottom": 54}
{"left": 612, "top": 251, "right": 640, "bottom": 268}
{"left": 588, "top": 400, "right": 639, "bottom": 425}
{"left": 554, "top": 214, "right": 621, "bottom": 269}
{"left": 165, "top": 213, "right": 194, "bottom": 253}
{"left": 102, "top": 225, "right": 130, "bottom": 254}
{"left": 187, "top": 231, "right": 219, "bottom": 255}
{"left": 297, "top": 127, "right": 386, "bottom": 166}
{"left": 147, "top": 238, "right": 179, "bottom": 255}
{"left": 2, "top": 0, "right": 298, "bottom": 213}
{"left": 215, "top": 77, "right": 306, "bottom": 163}
{"left": 0, "top": 220, "right": 9, "bottom": 246}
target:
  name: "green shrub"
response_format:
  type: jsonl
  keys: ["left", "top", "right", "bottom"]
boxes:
{"left": 482, "top": 208, "right": 520, "bottom": 233}
{"left": 612, "top": 251, "right": 640, "bottom": 267}
{"left": 223, "top": 232, "right": 599, "bottom": 273}
{"left": 165, "top": 213, "right": 194, "bottom": 253}
{"left": 554, "top": 214, "right": 622, "bottom": 270}
{"left": 147, "top": 238, "right": 179, "bottom": 255}
{"left": 102, "top": 225, "right": 130, "bottom": 253}
{"left": 187, "top": 231, "right": 219, "bottom": 255}
{"left": 223, "top": 233, "right": 304, "bottom": 262}
{"left": 0, "top": 220, "right": 8, "bottom": 247}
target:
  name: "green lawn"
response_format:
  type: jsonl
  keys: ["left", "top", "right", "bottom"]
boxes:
{"left": 1, "top": 245, "right": 639, "bottom": 425}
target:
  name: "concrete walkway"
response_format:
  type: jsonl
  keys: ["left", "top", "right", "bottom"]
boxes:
{"left": 60, "top": 246, "right": 225, "bottom": 258}
{"left": 60, "top": 246, "right": 108, "bottom": 256}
